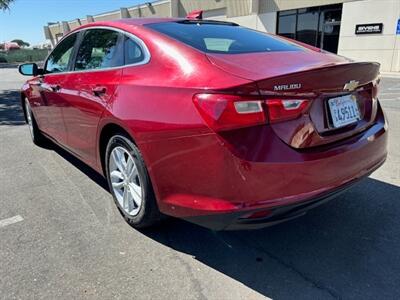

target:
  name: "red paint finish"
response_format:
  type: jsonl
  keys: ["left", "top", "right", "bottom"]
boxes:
{"left": 21, "top": 19, "right": 388, "bottom": 229}
{"left": 60, "top": 69, "right": 122, "bottom": 166}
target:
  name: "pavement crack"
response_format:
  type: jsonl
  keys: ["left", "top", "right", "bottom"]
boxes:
{"left": 163, "top": 230, "right": 207, "bottom": 300}
{"left": 231, "top": 234, "right": 341, "bottom": 299}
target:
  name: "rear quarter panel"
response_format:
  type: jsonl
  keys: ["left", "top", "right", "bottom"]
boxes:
{"left": 96, "top": 25, "right": 253, "bottom": 206}
{"left": 101, "top": 25, "right": 252, "bottom": 144}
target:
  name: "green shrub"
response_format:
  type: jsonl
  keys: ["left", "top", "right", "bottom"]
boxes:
{"left": 0, "top": 49, "right": 49, "bottom": 63}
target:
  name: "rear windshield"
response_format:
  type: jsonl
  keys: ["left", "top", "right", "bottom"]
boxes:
{"left": 145, "top": 21, "right": 300, "bottom": 54}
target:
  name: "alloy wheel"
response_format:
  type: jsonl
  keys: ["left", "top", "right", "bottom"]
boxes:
{"left": 109, "top": 146, "right": 143, "bottom": 216}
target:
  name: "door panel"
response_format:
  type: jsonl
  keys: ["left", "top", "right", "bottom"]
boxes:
{"left": 39, "top": 32, "right": 79, "bottom": 144}
{"left": 39, "top": 74, "right": 68, "bottom": 143}
{"left": 61, "top": 69, "right": 122, "bottom": 164}
{"left": 26, "top": 78, "right": 48, "bottom": 130}
{"left": 60, "top": 28, "right": 124, "bottom": 165}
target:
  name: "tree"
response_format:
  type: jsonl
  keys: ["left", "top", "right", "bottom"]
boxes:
{"left": 0, "top": 0, "right": 14, "bottom": 10}
{"left": 11, "top": 39, "right": 30, "bottom": 47}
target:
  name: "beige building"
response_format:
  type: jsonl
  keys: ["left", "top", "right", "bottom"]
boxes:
{"left": 44, "top": 0, "right": 400, "bottom": 72}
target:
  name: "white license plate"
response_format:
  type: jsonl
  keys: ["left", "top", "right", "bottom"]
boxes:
{"left": 328, "top": 95, "right": 361, "bottom": 128}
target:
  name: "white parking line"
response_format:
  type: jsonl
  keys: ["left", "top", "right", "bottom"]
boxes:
{"left": 0, "top": 215, "right": 24, "bottom": 229}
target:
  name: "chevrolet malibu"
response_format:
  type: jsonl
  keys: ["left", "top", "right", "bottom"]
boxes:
{"left": 19, "top": 17, "right": 387, "bottom": 230}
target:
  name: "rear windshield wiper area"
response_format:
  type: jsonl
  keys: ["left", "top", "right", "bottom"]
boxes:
{"left": 145, "top": 21, "right": 301, "bottom": 54}
{"left": 177, "top": 20, "right": 239, "bottom": 26}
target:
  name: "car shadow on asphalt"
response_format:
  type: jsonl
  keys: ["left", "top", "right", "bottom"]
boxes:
{"left": 8, "top": 82, "right": 396, "bottom": 297}
{"left": 141, "top": 178, "right": 400, "bottom": 299}
{"left": 0, "top": 89, "right": 25, "bottom": 125}
{"left": 39, "top": 131, "right": 400, "bottom": 298}
{"left": 0, "top": 90, "right": 108, "bottom": 191}
{"left": 38, "top": 136, "right": 400, "bottom": 298}
{"left": 47, "top": 141, "right": 110, "bottom": 191}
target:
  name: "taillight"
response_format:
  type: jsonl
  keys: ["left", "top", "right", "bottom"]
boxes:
{"left": 193, "top": 94, "right": 267, "bottom": 131}
{"left": 193, "top": 94, "right": 310, "bottom": 131}
{"left": 266, "top": 99, "right": 310, "bottom": 123}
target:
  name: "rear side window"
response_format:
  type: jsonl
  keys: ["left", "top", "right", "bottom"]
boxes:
{"left": 45, "top": 33, "right": 77, "bottom": 73}
{"left": 124, "top": 36, "right": 144, "bottom": 65}
{"left": 146, "top": 21, "right": 300, "bottom": 54}
{"left": 74, "top": 29, "right": 123, "bottom": 71}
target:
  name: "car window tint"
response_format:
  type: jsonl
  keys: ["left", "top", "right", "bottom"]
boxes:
{"left": 75, "top": 29, "right": 122, "bottom": 71}
{"left": 203, "top": 38, "right": 234, "bottom": 52}
{"left": 45, "top": 33, "right": 77, "bottom": 73}
{"left": 146, "top": 21, "right": 300, "bottom": 54}
{"left": 124, "top": 36, "right": 144, "bottom": 65}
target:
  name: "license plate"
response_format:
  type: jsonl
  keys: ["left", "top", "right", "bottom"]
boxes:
{"left": 328, "top": 95, "right": 361, "bottom": 128}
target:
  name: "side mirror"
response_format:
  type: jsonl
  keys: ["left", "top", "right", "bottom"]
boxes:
{"left": 18, "top": 63, "right": 42, "bottom": 76}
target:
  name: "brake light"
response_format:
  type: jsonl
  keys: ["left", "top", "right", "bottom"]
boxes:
{"left": 266, "top": 99, "right": 310, "bottom": 123}
{"left": 193, "top": 93, "right": 267, "bottom": 131}
{"left": 193, "top": 94, "right": 310, "bottom": 131}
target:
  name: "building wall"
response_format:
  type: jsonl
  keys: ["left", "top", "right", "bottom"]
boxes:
{"left": 259, "top": 0, "right": 355, "bottom": 13}
{"left": 94, "top": 11, "right": 121, "bottom": 22}
{"left": 177, "top": 0, "right": 255, "bottom": 17}
{"left": 127, "top": 1, "right": 171, "bottom": 18}
{"left": 211, "top": 12, "right": 277, "bottom": 33}
{"left": 227, "top": 0, "right": 251, "bottom": 17}
{"left": 337, "top": 0, "right": 400, "bottom": 72}
{"left": 178, "top": 0, "right": 226, "bottom": 17}
{"left": 223, "top": 0, "right": 400, "bottom": 72}
{"left": 45, "top": 1, "right": 171, "bottom": 45}
{"left": 43, "top": 0, "right": 399, "bottom": 72}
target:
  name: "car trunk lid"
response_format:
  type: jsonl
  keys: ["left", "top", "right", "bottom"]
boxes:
{"left": 207, "top": 51, "right": 380, "bottom": 149}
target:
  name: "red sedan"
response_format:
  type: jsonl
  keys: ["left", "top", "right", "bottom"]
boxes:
{"left": 19, "top": 18, "right": 387, "bottom": 230}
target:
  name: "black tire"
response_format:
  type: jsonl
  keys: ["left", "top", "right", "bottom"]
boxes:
{"left": 105, "top": 134, "right": 161, "bottom": 228}
{"left": 24, "top": 98, "right": 46, "bottom": 146}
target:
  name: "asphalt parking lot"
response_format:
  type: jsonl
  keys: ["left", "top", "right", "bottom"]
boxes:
{"left": 0, "top": 68, "right": 399, "bottom": 300}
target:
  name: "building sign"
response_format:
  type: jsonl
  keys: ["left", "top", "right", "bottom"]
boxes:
{"left": 355, "top": 23, "right": 383, "bottom": 34}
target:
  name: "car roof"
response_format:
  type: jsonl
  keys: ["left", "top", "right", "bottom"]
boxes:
{"left": 65, "top": 18, "right": 241, "bottom": 46}
{"left": 70, "top": 18, "right": 239, "bottom": 33}
{"left": 112, "top": 18, "right": 181, "bottom": 26}
{"left": 66, "top": 18, "right": 180, "bottom": 35}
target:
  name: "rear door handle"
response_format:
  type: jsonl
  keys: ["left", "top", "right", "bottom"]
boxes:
{"left": 38, "top": 83, "right": 61, "bottom": 92}
{"left": 92, "top": 86, "right": 107, "bottom": 96}
{"left": 49, "top": 84, "right": 61, "bottom": 92}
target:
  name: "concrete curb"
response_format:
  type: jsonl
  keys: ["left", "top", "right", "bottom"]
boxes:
{"left": 0, "top": 61, "right": 44, "bottom": 69}
{"left": 381, "top": 72, "right": 400, "bottom": 79}
{"left": 0, "top": 63, "right": 19, "bottom": 69}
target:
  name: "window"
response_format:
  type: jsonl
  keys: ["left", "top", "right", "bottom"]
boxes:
{"left": 146, "top": 21, "right": 300, "bottom": 54}
{"left": 278, "top": 14, "right": 296, "bottom": 39}
{"left": 124, "top": 36, "right": 145, "bottom": 65}
{"left": 45, "top": 33, "right": 77, "bottom": 73}
{"left": 297, "top": 8, "right": 319, "bottom": 46}
{"left": 203, "top": 38, "right": 234, "bottom": 52}
{"left": 277, "top": 4, "right": 342, "bottom": 53}
{"left": 74, "top": 29, "right": 123, "bottom": 71}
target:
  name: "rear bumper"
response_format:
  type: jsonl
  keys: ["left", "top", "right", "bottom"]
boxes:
{"left": 183, "top": 158, "right": 385, "bottom": 230}
{"left": 141, "top": 103, "right": 388, "bottom": 229}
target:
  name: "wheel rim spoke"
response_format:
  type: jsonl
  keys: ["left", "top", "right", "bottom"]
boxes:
{"left": 122, "top": 187, "right": 130, "bottom": 211}
{"left": 110, "top": 170, "right": 123, "bottom": 180}
{"left": 129, "top": 182, "right": 142, "bottom": 207}
{"left": 112, "top": 181, "right": 124, "bottom": 189}
{"left": 112, "top": 149, "right": 125, "bottom": 174}
{"left": 109, "top": 146, "right": 143, "bottom": 216}
{"left": 127, "top": 163, "right": 137, "bottom": 180}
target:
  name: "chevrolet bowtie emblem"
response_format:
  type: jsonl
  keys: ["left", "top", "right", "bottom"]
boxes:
{"left": 343, "top": 80, "right": 359, "bottom": 92}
